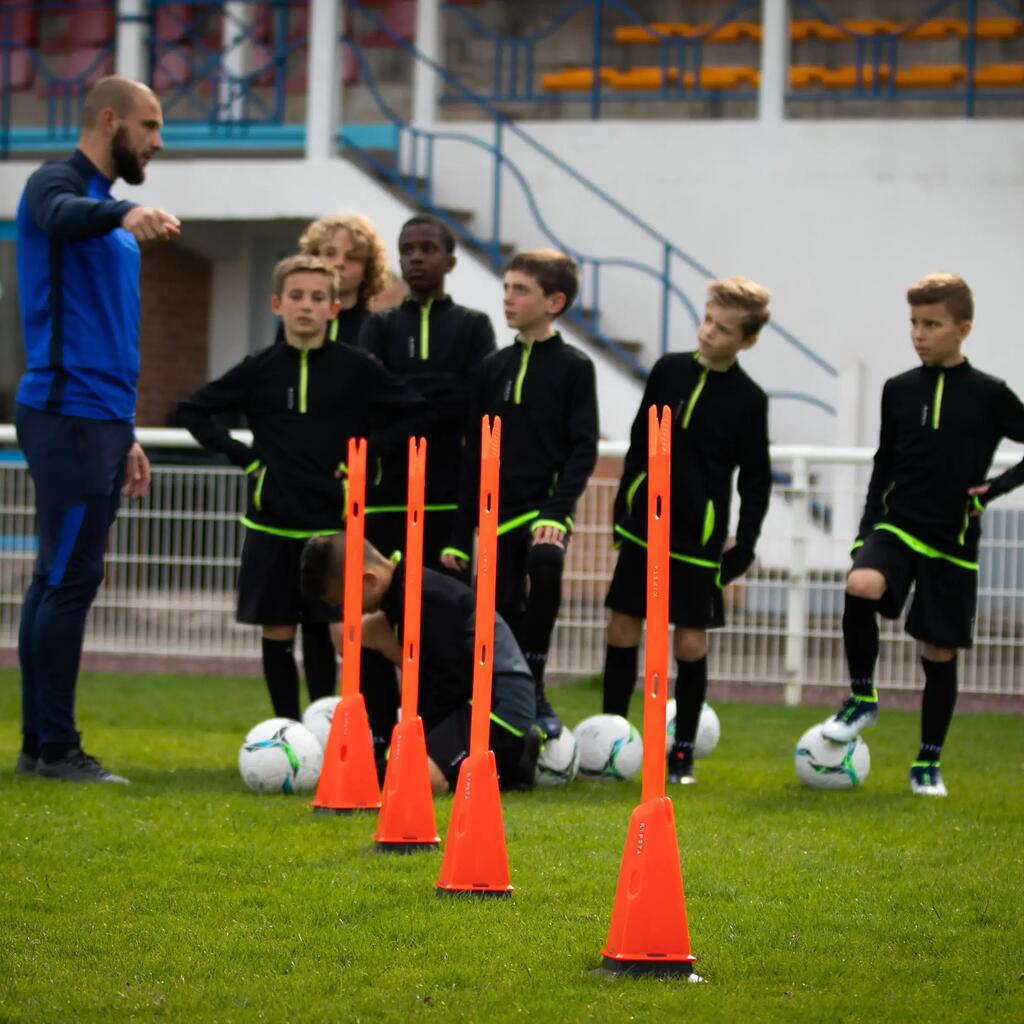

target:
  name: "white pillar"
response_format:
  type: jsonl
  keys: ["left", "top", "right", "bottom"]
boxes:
{"left": 758, "top": 0, "right": 787, "bottom": 124}
{"left": 115, "top": 0, "right": 146, "bottom": 82}
{"left": 307, "top": 0, "right": 341, "bottom": 159}
{"left": 220, "top": 2, "right": 252, "bottom": 122}
{"left": 413, "top": 0, "right": 441, "bottom": 126}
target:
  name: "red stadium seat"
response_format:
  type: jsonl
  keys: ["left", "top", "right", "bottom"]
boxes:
{"left": 41, "top": 6, "right": 116, "bottom": 54}
{"left": 38, "top": 46, "right": 114, "bottom": 95}
{"left": 358, "top": 0, "right": 415, "bottom": 48}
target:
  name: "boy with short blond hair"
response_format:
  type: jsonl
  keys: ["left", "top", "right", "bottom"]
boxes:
{"left": 603, "top": 276, "right": 773, "bottom": 785}
{"left": 177, "top": 255, "right": 423, "bottom": 723}
{"left": 442, "top": 249, "right": 599, "bottom": 739}
{"left": 822, "top": 272, "right": 1024, "bottom": 796}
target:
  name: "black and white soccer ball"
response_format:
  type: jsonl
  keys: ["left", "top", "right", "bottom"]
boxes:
{"left": 534, "top": 728, "right": 580, "bottom": 787}
{"left": 239, "top": 718, "right": 323, "bottom": 794}
{"left": 574, "top": 713, "right": 643, "bottom": 781}
{"left": 665, "top": 699, "right": 720, "bottom": 758}
{"left": 794, "top": 723, "right": 870, "bottom": 790}
{"left": 301, "top": 695, "right": 340, "bottom": 750}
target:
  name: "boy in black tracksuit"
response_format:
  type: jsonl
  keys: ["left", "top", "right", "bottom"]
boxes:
{"left": 822, "top": 273, "right": 1024, "bottom": 797}
{"left": 603, "top": 277, "right": 772, "bottom": 785}
{"left": 442, "top": 250, "right": 599, "bottom": 740}
{"left": 300, "top": 535, "right": 540, "bottom": 794}
{"left": 176, "top": 255, "right": 424, "bottom": 722}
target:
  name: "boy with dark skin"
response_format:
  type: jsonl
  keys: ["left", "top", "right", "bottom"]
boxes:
{"left": 822, "top": 273, "right": 1024, "bottom": 797}
{"left": 301, "top": 535, "right": 539, "bottom": 795}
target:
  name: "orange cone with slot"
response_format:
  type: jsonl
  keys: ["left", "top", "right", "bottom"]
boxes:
{"left": 312, "top": 437, "right": 382, "bottom": 814}
{"left": 374, "top": 437, "right": 440, "bottom": 852}
{"left": 601, "top": 406, "right": 698, "bottom": 976}
{"left": 436, "top": 415, "right": 513, "bottom": 897}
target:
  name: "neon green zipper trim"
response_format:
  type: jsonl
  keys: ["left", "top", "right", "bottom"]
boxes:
{"left": 681, "top": 367, "right": 709, "bottom": 429}
{"left": 701, "top": 499, "right": 715, "bottom": 545}
{"left": 419, "top": 299, "right": 432, "bottom": 360}
{"left": 873, "top": 523, "right": 978, "bottom": 570}
{"left": 298, "top": 350, "right": 308, "bottom": 414}
{"left": 240, "top": 518, "right": 341, "bottom": 539}
{"left": 328, "top": 319, "right": 339, "bottom": 343}
{"left": 614, "top": 524, "right": 720, "bottom": 569}
{"left": 514, "top": 340, "right": 533, "bottom": 404}
{"left": 932, "top": 372, "right": 944, "bottom": 429}
{"left": 253, "top": 466, "right": 267, "bottom": 511}
{"left": 957, "top": 501, "right": 970, "bottom": 546}
{"left": 243, "top": 459, "right": 261, "bottom": 475}
{"left": 625, "top": 471, "right": 646, "bottom": 515}
{"left": 498, "top": 509, "right": 540, "bottom": 535}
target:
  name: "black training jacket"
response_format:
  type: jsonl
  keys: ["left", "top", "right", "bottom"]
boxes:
{"left": 612, "top": 351, "right": 771, "bottom": 581}
{"left": 448, "top": 332, "right": 599, "bottom": 558}
{"left": 176, "top": 341, "right": 425, "bottom": 535}
{"left": 858, "top": 359, "right": 1024, "bottom": 561}
{"left": 358, "top": 295, "right": 496, "bottom": 510}
{"left": 273, "top": 301, "right": 369, "bottom": 348}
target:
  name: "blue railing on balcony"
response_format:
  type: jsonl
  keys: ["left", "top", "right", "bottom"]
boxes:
{"left": 442, "top": 0, "right": 761, "bottom": 119}
{"left": 344, "top": 0, "right": 836, "bottom": 413}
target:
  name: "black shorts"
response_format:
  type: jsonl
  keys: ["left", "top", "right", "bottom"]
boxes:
{"left": 365, "top": 507, "right": 457, "bottom": 570}
{"left": 604, "top": 537, "right": 724, "bottom": 629}
{"left": 236, "top": 528, "right": 342, "bottom": 626}
{"left": 425, "top": 705, "right": 527, "bottom": 792}
{"left": 854, "top": 529, "right": 977, "bottom": 649}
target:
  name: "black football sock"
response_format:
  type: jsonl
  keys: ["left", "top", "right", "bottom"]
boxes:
{"left": 261, "top": 636, "right": 301, "bottom": 720}
{"left": 602, "top": 644, "right": 638, "bottom": 717}
{"left": 843, "top": 593, "right": 880, "bottom": 698}
{"left": 918, "top": 656, "right": 958, "bottom": 762}
{"left": 522, "top": 542, "right": 565, "bottom": 686}
{"left": 674, "top": 656, "right": 708, "bottom": 749}
{"left": 21, "top": 733, "right": 40, "bottom": 758}
{"left": 301, "top": 623, "right": 337, "bottom": 703}
{"left": 360, "top": 649, "right": 399, "bottom": 751}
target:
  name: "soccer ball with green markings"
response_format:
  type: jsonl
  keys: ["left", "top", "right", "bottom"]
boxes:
{"left": 794, "top": 723, "right": 870, "bottom": 790}
{"left": 574, "top": 714, "right": 643, "bottom": 781}
{"left": 239, "top": 718, "right": 323, "bottom": 794}
{"left": 534, "top": 727, "right": 580, "bottom": 787}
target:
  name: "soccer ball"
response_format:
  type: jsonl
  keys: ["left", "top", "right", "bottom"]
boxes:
{"left": 302, "top": 695, "right": 341, "bottom": 750}
{"left": 239, "top": 718, "right": 323, "bottom": 794}
{"left": 574, "top": 714, "right": 643, "bottom": 781}
{"left": 534, "top": 728, "right": 580, "bottom": 787}
{"left": 794, "top": 723, "right": 871, "bottom": 790}
{"left": 666, "top": 699, "right": 721, "bottom": 759}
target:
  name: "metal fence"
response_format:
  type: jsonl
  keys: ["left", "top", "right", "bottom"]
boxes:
{"left": 2, "top": 429, "right": 1024, "bottom": 699}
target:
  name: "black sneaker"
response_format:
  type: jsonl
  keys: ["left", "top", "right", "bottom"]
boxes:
{"left": 910, "top": 761, "right": 948, "bottom": 797}
{"left": 534, "top": 688, "right": 563, "bottom": 739}
{"left": 821, "top": 694, "right": 878, "bottom": 743}
{"left": 507, "top": 725, "right": 543, "bottom": 791}
{"left": 36, "top": 748, "right": 130, "bottom": 785}
{"left": 14, "top": 752, "right": 37, "bottom": 775}
{"left": 667, "top": 743, "right": 695, "bottom": 785}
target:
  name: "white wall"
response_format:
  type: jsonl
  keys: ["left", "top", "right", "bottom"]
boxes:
{"left": 422, "top": 119, "right": 1024, "bottom": 446}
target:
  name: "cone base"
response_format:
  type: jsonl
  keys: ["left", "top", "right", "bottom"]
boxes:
{"left": 375, "top": 839, "right": 440, "bottom": 854}
{"left": 311, "top": 804, "right": 380, "bottom": 816}
{"left": 600, "top": 956, "right": 698, "bottom": 978}
{"left": 435, "top": 885, "right": 513, "bottom": 899}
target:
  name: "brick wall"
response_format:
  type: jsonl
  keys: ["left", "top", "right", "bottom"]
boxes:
{"left": 136, "top": 243, "right": 212, "bottom": 426}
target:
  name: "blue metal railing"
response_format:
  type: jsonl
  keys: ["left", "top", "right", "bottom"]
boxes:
{"left": 345, "top": 0, "right": 836, "bottom": 410}
{"left": 789, "top": 0, "right": 1024, "bottom": 117}
{"left": 442, "top": 0, "right": 761, "bottom": 118}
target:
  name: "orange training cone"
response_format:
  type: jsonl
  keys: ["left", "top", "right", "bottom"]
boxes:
{"left": 312, "top": 437, "right": 382, "bottom": 814}
{"left": 600, "top": 406, "right": 699, "bottom": 977}
{"left": 436, "top": 415, "right": 513, "bottom": 897}
{"left": 374, "top": 437, "right": 440, "bottom": 852}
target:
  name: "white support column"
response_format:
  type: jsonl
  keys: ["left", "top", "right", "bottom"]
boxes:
{"left": 784, "top": 455, "right": 809, "bottom": 706}
{"left": 115, "top": 0, "right": 147, "bottom": 82}
{"left": 220, "top": 2, "right": 252, "bottom": 123}
{"left": 413, "top": 0, "right": 441, "bottom": 126}
{"left": 306, "top": 0, "right": 341, "bottom": 159}
{"left": 758, "top": 0, "right": 788, "bottom": 124}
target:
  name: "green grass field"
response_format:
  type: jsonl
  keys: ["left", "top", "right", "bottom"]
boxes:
{"left": 1, "top": 670, "right": 1022, "bottom": 1024}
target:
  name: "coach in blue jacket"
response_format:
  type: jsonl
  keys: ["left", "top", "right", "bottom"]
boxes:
{"left": 14, "top": 76, "right": 180, "bottom": 784}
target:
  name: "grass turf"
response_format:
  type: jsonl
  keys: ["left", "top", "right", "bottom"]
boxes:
{"left": 1, "top": 670, "right": 1022, "bottom": 1023}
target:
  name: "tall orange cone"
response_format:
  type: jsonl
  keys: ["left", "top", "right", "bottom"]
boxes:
{"left": 601, "top": 406, "right": 699, "bottom": 977}
{"left": 436, "top": 416, "right": 513, "bottom": 897}
{"left": 374, "top": 437, "right": 440, "bottom": 852}
{"left": 312, "top": 437, "right": 382, "bottom": 814}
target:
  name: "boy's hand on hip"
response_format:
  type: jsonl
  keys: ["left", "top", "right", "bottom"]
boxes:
{"left": 440, "top": 552, "right": 468, "bottom": 572}
{"left": 531, "top": 525, "right": 566, "bottom": 548}
{"left": 967, "top": 483, "right": 989, "bottom": 516}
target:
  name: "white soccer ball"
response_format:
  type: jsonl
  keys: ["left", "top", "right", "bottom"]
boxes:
{"left": 239, "top": 718, "right": 323, "bottom": 794}
{"left": 301, "top": 695, "right": 341, "bottom": 750}
{"left": 574, "top": 714, "right": 643, "bottom": 781}
{"left": 794, "top": 723, "right": 871, "bottom": 790}
{"left": 534, "top": 728, "right": 580, "bottom": 787}
{"left": 666, "top": 700, "right": 720, "bottom": 759}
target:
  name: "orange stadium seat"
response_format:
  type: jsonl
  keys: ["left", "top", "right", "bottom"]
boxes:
{"left": 974, "top": 18, "right": 1022, "bottom": 40}
{"left": 893, "top": 64, "right": 964, "bottom": 88}
{"left": 541, "top": 64, "right": 758, "bottom": 92}
{"left": 815, "top": 65, "right": 888, "bottom": 88}
{"left": 707, "top": 22, "right": 762, "bottom": 43}
{"left": 974, "top": 63, "right": 1024, "bottom": 87}
{"left": 904, "top": 18, "right": 965, "bottom": 40}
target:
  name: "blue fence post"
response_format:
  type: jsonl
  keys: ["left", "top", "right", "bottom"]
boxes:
{"left": 964, "top": 0, "right": 978, "bottom": 119}
{"left": 660, "top": 242, "right": 671, "bottom": 355}
{"left": 590, "top": 0, "right": 603, "bottom": 120}
{"left": 491, "top": 118, "right": 504, "bottom": 269}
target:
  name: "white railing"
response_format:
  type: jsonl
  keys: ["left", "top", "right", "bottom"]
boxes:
{"left": 2, "top": 427, "right": 1023, "bottom": 700}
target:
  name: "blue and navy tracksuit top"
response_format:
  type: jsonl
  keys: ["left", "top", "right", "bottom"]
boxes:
{"left": 16, "top": 150, "right": 139, "bottom": 422}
